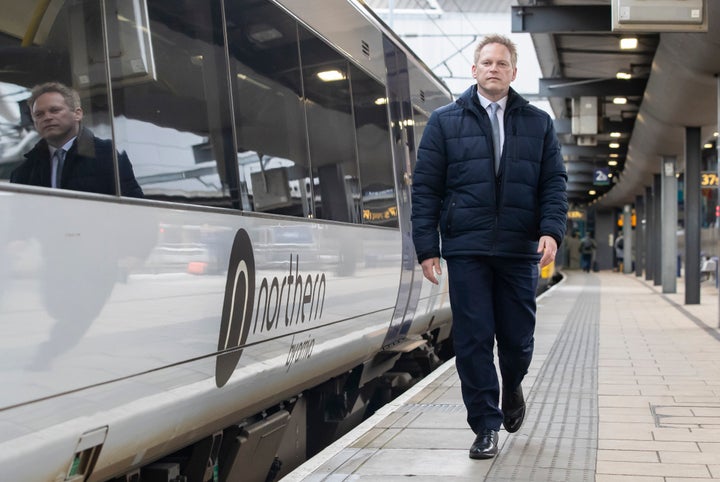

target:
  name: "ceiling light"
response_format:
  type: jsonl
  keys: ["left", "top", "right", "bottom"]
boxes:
{"left": 620, "top": 37, "right": 638, "bottom": 50}
{"left": 248, "top": 25, "right": 283, "bottom": 43}
{"left": 704, "top": 143, "right": 713, "bottom": 149}
{"left": 616, "top": 71, "right": 632, "bottom": 80}
{"left": 609, "top": 142, "right": 620, "bottom": 149}
{"left": 608, "top": 173, "right": 613, "bottom": 178}
{"left": 609, "top": 153, "right": 619, "bottom": 158}
{"left": 714, "top": 132, "right": 719, "bottom": 137}
{"left": 610, "top": 132, "right": 622, "bottom": 138}
{"left": 236, "top": 73, "right": 270, "bottom": 90}
{"left": 589, "top": 190, "right": 597, "bottom": 195}
{"left": 608, "top": 160, "right": 618, "bottom": 166}
{"left": 613, "top": 97, "right": 627, "bottom": 105}
{"left": 317, "top": 70, "right": 345, "bottom": 82}
{"left": 375, "top": 97, "right": 388, "bottom": 105}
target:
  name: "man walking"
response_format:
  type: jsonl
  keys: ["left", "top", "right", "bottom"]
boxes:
{"left": 411, "top": 34, "right": 568, "bottom": 459}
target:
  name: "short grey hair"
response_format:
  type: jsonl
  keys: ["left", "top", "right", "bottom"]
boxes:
{"left": 28, "top": 82, "right": 81, "bottom": 111}
{"left": 473, "top": 34, "right": 518, "bottom": 67}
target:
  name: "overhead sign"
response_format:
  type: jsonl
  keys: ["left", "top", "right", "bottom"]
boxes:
{"left": 568, "top": 210, "right": 586, "bottom": 220}
{"left": 612, "top": 0, "right": 707, "bottom": 32}
{"left": 701, "top": 171, "right": 718, "bottom": 187}
{"left": 594, "top": 168, "right": 610, "bottom": 186}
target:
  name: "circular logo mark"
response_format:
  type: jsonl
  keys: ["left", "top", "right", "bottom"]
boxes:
{"left": 215, "top": 229, "right": 255, "bottom": 387}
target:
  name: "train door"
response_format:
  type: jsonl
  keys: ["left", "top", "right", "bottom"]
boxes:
{"left": 381, "top": 36, "right": 422, "bottom": 348}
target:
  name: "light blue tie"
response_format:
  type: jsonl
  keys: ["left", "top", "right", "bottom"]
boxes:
{"left": 489, "top": 102, "right": 501, "bottom": 173}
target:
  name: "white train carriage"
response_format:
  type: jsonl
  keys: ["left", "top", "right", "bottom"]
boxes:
{"left": 0, "top": 0, "right": 455, "bottom": 480}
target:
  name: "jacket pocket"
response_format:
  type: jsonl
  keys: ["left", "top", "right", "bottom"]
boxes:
{"left": 443, "top": 194, "right": 457, "bottom": 236}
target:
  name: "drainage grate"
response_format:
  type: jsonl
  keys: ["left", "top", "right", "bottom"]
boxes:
{"left": 651, "top": 404, "right": 720, "bottom": 428}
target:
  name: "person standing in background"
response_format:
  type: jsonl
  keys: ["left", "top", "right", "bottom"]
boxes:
{"left": 579, "top": 231, "right": 597, "bottom": 273}
{"left": 614, "top": 233, "right": 624, "bottom": 272}
{"left": 563, "top": 229, "right": 581, "bottom": 270}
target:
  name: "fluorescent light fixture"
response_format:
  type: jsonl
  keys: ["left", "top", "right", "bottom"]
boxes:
{"left": 374, "top": 97, "right": 387, "bottom": 105}
{"left": 609, "top": 142, "right": 620, "bottom": 149}
{"left": 620, "top": 37, "right": 638, "bottom": 50}
{"left": 613, "top": 97, "right": 627, "bottom": 105}
{"left": 616, "top": 71, "right": 632, "bottom": 80}
{"left": 317, "top": 70, "right": 345, "bottom": 82}
{"left": 610, "top": 132, "right": 621, "bottom": 138}
{"left": 608, "top": 160, "right": 618, "bottom": 166}
{"left": 248, "top": 25, "right": 283, "bottom": 43}
{"left": 237, "top": 73, "right": 270, "bottom": 90}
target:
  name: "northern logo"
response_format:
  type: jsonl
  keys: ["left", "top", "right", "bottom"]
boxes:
{"left": 215, "top": 228, "right": 328, "bottom": 387}
{"left": 216, "top": 229, "right": 255, "bottom": 388}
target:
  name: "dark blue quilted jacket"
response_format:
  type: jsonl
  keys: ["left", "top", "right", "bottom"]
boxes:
{"left": 411, "top": 85, "right": 568, "bottom": 263}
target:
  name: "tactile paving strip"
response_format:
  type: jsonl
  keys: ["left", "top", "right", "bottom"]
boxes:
{"left": 486, "top": 276, "right": 600, "bottom": 481}
{"left": 402, "top": 403, "right": 467, "bottom": 413}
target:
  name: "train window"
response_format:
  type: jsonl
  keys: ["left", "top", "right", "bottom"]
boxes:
{"left": 299, "top": 26, "right": 361, "bottom": 223}
{"left": 0, "top": 1, "right": 125, "bottom": 195}
{"left": 224, "top": 0, "right": 310, "bottom": 217}
{"left": 107, "top": 0, "right": 238, "bottom": 206}
{"left": 350, "top": 65, "right": 397, "bottom": 228}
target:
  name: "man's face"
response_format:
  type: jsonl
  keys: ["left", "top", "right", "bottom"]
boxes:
{"left": 31, "top": 92, "right": 82, "bottom": 147}
{"left": 472, "top": 43, "right": 517, "bottom": 101}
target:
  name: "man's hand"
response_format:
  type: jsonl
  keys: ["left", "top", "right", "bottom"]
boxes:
{"left": 537, "top": 235, "right": 558, "bottom": 268}
{"left": 421, "top": 257, "right": 442, "bottom": 285}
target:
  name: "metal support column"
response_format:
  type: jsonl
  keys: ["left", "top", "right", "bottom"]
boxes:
{"left": 661, "top": 156, "right": 677, "bottom": 293}
{"left": 645, "top": 186, "right": 654, "bottom": 281}
{"left": 716, "top": 76, "right": 720, "bottom": 327}
{"left": 685, "top": 127, "right": 701, "bottom": 304}
{"left": 622, "top": 204, "right": 632, "bottom": 274}
{"left": 653, "top": 175, "right": 662, "bottom": 286}
{"left": 635, "top": 194, "right": 644, "bottom": 277}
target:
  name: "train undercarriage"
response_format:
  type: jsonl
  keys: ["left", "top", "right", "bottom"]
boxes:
{"left": 106, "top": 329, "right": 454, "bottom": 482}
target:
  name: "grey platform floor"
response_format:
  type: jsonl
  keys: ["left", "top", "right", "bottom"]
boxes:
{"left": 283, "top": 270, "right": 720, "bottom": 482}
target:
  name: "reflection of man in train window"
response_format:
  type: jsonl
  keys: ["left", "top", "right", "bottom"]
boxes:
{"left": 10, "top": 82, "right": 143, "bottom": 197}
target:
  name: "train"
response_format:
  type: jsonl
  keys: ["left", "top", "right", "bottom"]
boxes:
{"left": 0, "top": 1, "right": 556, "bottom": 481}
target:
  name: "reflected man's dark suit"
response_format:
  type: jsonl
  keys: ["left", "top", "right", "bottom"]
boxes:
{"left": 10, "top": 127, "right": 143, "bottom": 198}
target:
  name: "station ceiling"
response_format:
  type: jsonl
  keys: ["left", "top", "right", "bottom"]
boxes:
{"left": 366, "top": 0, "right": 718, "bottom": 210}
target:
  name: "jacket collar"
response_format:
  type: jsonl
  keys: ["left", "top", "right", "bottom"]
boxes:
{"left": 25, "top": 126, "right": 96, "bottom": 160}
{"left": 456, "top": 85, "right": 528, "bottom": 116}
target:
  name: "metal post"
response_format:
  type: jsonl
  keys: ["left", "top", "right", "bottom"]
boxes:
{"left": 622, "top": 204, "right": 632, "bottom": 274}
{"left": 645, "top": 186, "right": 654, "bottom": 281}
{"left": 635, "top": 194, "right": 644, "bottom": 277}
{"left": 685, "top": 127, "right": 701, "bottom": 304}
{"left": 653, "top": 175, "right": 662, "bottom": 286}
{"left": 99, "top": 0, "right": 121, "bottom": 197}
{"left": 661, "top": 156, "right": 677, "bottom": 293}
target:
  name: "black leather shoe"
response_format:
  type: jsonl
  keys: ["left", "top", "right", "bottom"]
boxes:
{"left": 469, "top": 429, "right": 498, "bottom": 459}
{"left": 502, "top": 385, "right": 526, "bottom": 433}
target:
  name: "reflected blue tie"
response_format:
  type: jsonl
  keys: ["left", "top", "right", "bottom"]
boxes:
{"left": 489, "top": 103, "right": 501, "bottom": 174}
{"left": 54, "top": 149, "right": 65, "bottom": 188}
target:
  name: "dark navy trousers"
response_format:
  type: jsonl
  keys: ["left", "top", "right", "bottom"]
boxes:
{"left": 446, "top": 256, "right": 538, "bottom": 433}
